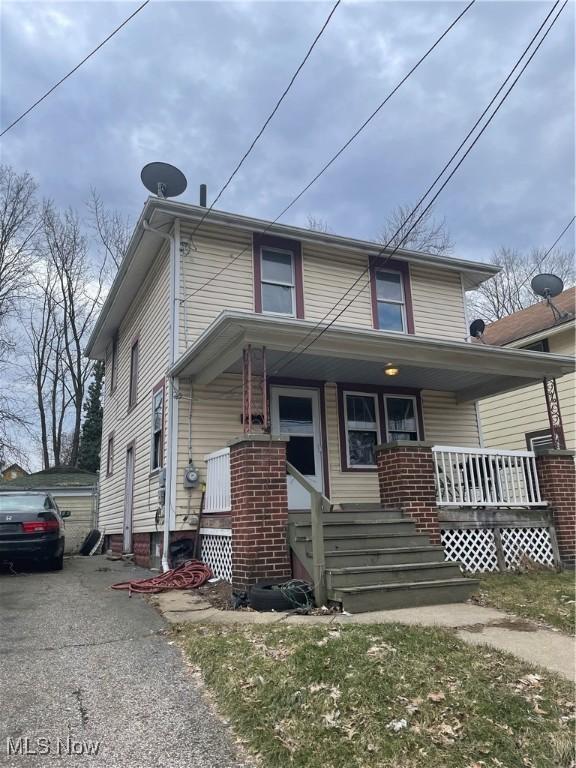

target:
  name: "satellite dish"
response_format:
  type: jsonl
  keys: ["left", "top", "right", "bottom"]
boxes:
{"left": 141, "top": 162, "right": 187, "bottom": 199}
{"left": 531, "top": 273, "right": 564, "bottom": 299}
{"left": 469, "top": 318, "right": 486, "bottom": 338}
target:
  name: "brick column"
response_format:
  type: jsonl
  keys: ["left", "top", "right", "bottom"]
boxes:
{"left": 376, "top": 441, "right": 440, "bottom": 544}
{"left": 535, "top": 449, "right": 576, "bottom": 568}
{"left": 229, "top": 435, "right": 291, "bottom": 592}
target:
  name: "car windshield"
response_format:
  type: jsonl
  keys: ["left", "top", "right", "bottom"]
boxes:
{"left": 0, "top": 496, "right": 52, "bottom": 512}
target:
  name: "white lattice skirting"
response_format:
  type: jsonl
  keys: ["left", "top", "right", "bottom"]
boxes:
{"left": 441, "top": 527, "right": 556, "bottom": 573}
{"left": 200, "top": 528, "right": 232, "bottom": 582}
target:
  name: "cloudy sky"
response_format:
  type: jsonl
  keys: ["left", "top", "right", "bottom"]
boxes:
{"left": 1, "top": 0, "right": 574, "bottom": 263}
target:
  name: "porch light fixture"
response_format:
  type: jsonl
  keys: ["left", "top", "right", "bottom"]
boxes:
{"left": 384, "top": 364, "right": 399, "bottom": 377}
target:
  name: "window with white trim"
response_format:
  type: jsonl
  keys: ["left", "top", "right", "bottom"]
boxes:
{"left": 106, "top": 434, "right": 114, "bottom": 476}
{"left": 384, "top": 396, "right": 419, "bottom": 441}
{"left": 151, "top": 388, "right": 164, "bottom": 470}
{"left": 344, "top": 393, "right": 380, "bottom": 467}
{"left": 261, "top": 248, "right": 295, "bottom": 316}
{"left": 375, "top": 269, "right": 406, "bottom": 332}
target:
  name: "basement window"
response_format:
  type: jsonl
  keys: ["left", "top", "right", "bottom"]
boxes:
{"left": 344, "top": 392, "right": 380, "bottom": 468}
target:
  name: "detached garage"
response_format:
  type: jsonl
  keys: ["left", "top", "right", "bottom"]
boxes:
{"left": 0, "top": 468, "right": 98, "bottom": 554}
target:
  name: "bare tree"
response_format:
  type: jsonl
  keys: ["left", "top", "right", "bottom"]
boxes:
{"left": 307, "top": 215, "right": 331, "bottom": 234}
{"left": 378, "top": 202, "right": 453, "bottom": 256}
{"left": 468, "top": 246, "right": 576, "bottom": 322}
{"left": 87, "top": 188, "right": 131, "bottom": 275}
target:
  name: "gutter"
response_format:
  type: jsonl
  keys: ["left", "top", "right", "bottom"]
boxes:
{"left": 142, "top": 218, "right": 179, "bottom": 573}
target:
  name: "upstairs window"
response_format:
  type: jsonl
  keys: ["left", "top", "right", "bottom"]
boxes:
{"left": 106, "top": 434, "right": 114, "bottom": 476}
{"left": 375, "top": 270, "right": 406, "bottom": 332}
{"left": 261, "top": 249, "right": 295, "bottom": 316}
{"left": 110, "top": 333, "right": 119, "bottom": 393}
{"left": 343, "top": 392, "right": 380, "bottom": 468}
{"left": 253, "top": 233, "right": 304, "bottom": 318}
{"left": 384, "top": 396, "right": 419, "bottom": 441}
{"left": 151, "top": 384, "right": 164, "bottom": 470}
{"left": 522, "top": 339, "right": 549, "bottom": 352}
{"left": 128, "top": 338, "right": 139, "bottom": 409}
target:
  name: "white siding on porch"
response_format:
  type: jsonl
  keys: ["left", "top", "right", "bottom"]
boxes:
{"left": 421, "top": 390, "right": 480, "bottom": 447}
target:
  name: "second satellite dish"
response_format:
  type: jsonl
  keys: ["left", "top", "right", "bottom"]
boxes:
{"left": 141, "top": 162, "right": 187, "bottom": 199}
{"left": 469, "top": 318, "right": 486, "bottom": 338}
{"left": 531, "top": 273, "right": 564, "bottom": 299}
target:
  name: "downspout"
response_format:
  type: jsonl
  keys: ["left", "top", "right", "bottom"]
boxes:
{"left": 142, "top": 218, "right": 180, "bottom": 571}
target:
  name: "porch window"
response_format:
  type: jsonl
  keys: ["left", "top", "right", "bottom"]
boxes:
{"left": 375, "top": 269, "right": 406, "bottom": 332}
{"left": 261, "top": 249, "right": 295, "bottom": 316}
{"left": 384, "top": 396, "right": 419, "bottom": 441}
{"left": 128, "top": 338, "right": 139, "bottom": 409}
{"left": 344, "top": 393, "right": 380, "bottom": 467}
{"left": 151, "top": 384, "right": 164, "bottom": 470}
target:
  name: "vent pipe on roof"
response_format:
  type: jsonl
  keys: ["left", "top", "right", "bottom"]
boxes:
{"left": 199, "top": 184, "right": 207, "bottom": 207}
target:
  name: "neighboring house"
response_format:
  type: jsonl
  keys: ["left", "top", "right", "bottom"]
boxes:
{"left": 1, "top": 463, "right": 29, "bottom": 482}
{"left": 478, "top": 288, "right": 575, "bottom": 451}
{"left": 85, "top": 196, "right": 574, "bottom": 610}
{"left": 0, "top": 468, "right": 98, "bottom": 554}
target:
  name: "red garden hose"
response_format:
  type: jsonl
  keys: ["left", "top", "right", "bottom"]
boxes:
{"left": 111, "top": 559, "right": 212, "bottom": 595}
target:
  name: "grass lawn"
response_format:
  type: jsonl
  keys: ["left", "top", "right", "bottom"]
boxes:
{"left": 477, "top": 571, "right": 575, "bottom": 635}
{"left": 180, "top": 623, "right": 575, "bottom": 768}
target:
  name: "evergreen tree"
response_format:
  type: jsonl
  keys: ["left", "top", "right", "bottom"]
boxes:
{"left": 77, "top": 361, "right": 104, "bottom": 472}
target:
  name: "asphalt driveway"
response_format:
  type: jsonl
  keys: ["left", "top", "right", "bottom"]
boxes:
{"left": 0, "top": 556, "right": 250, "bottom": 767}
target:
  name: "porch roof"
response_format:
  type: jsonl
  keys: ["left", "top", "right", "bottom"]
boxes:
{"left": 169, "top": 311, "right": 575, "bottom": 402}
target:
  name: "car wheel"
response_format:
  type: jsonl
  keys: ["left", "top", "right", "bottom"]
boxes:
{"left": 47, "top": 553, "right": 64, "bottom": 571}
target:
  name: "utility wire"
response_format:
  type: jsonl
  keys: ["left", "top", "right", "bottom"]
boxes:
{"left": 268, "top": 0, "right": 567, "bottom": 377}
{"left": 541, "top": 215, "right": 575, "bottom": 259}
{"left": 188, "top": 0, "right": 341, "bottom": 241}
{"left": 0, "top": 0, "right": 151, "bottom": 138}
{"left": 179, "top": 0, "right": 476, "bottom": 304}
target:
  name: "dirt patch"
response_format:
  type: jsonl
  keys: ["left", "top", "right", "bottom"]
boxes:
{"left": 196, "top": 580, "right": 236, "bottom": 611}
{"left": 458, "top": 617, "right": 539, "bottom": 634}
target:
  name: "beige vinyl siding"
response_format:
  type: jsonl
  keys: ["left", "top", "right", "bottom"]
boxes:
{"left": 54, "top": 492, "right": 96, "bottom": 553}
{"left": 410, "top": 265, "right": 467, "bottom": 341}
{"left": 421, "top": 390, "right": 480, "bottom": 447}
{"left": 478, "top": 327, "right": 575, "bottom": 451}
{"left": 179, "top": 225, "right": 253, "bottom": 354}
{"left": 98, "top": 248, "right": 171, "bottom": 535}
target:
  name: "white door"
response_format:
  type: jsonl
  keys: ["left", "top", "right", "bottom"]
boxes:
{"left": 123, "top": 446, "right": 135, "bottom": 553}
{"left": 270, "top": 387, "right": 324, "bottom": 510}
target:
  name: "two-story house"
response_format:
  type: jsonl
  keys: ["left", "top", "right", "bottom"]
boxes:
{"left": 86, "top": 196, "right": 575, "bottom": 611}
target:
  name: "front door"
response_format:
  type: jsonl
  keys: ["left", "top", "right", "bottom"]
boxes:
{"left": 123, "top": 446, "right": 135, "bottom": 553}
{"left": 270, "top": 387, "right": 323, "bottom": 509}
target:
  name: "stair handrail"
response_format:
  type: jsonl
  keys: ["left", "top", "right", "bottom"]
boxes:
{"left": 286, "top": 462, "right": 329, "bottom": 608}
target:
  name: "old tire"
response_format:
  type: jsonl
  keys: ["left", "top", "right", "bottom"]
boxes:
{"left": 79, "top": 529, "right": 100, "bottom": 556}
{"left": 248, "top": 581, "right": 313, "bottom": 612}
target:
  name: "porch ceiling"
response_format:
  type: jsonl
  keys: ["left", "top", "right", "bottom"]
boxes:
{"left": 169, "top": 311, "right": 575, "bottom": 402}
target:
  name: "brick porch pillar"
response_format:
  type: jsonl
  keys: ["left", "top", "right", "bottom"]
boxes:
{"left": 376, "top": 441, "right": 440, "bottom": 544}
{"left": 228, "top": 435, "right": 291, "bottom": 592}
{"left": 535, "top": 449, "right": 576, "bottom": 568}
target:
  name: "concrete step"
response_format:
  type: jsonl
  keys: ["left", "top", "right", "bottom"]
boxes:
{"left": 291, "top": 519, "right": 416, "bottom": 537}
{"left": 289, "top": 509, "right": 405, "bottom": 524}
{"left": 326, "top": 561, "right": 463, "bottom": 588}
{"left": 293, "top": 533, "right": 430, "bottom": 550}
{"left": 318, "top": 546, "right": 446, "bottom": 568}
{"left": 331, "top": 578, "right": 478, "bottom": 613}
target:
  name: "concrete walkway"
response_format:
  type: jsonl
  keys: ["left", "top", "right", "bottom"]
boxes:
{"left": 153, "top": 590, "right": 575, "bottom": 681}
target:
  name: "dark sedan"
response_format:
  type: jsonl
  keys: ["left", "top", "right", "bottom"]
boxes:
{"left": 0, "top": 492, "right": 69, "bottom": 570}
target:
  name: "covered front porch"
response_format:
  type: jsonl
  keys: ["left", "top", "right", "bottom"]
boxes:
{"left": 169, "top": 311, "right": 575, "bottom": 609}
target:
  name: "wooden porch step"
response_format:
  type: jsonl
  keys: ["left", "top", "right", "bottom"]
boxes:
{"left": 317, "top": 546, "right": 446, "bottom": 567}
{"left": 289, "top": 508, "right": 405, "bottom": 524}
{"left": 291, "top": 519, "right": 416, "bottom": 537}
{"left": 330, "top": 578, "right": 478, "bottom": 613}
{"left": 294, "top": 533, "right": 429, "bottom": 550}
{"left": 326, "top": 561, "right": 462, "bottom": 588}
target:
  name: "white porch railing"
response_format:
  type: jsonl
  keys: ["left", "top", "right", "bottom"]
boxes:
{"left": 204, "top": 448, "right": 231, "bottom": 513}
{"left": 432, "top": 446, "right": 544, "bottom": 507}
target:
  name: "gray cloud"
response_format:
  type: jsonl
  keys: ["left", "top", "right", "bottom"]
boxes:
{"left": 1, "top": 0, "right": 574, "bottom": 262}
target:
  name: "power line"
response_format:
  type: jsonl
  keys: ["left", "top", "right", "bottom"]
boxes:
{"left": 179, "top": 0, "right": 476, "bottom": 304}
{"left": 269, "top": 0, "right": 567, "bottom": 376}
{"left": 542, "top": 215, "right": 575, "bottom": 259}
{"left": 0, "top": 0, "right": 151, "bottom": 138}
{"left": 188, "top": 0, "right": 342, "bottom": 241}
